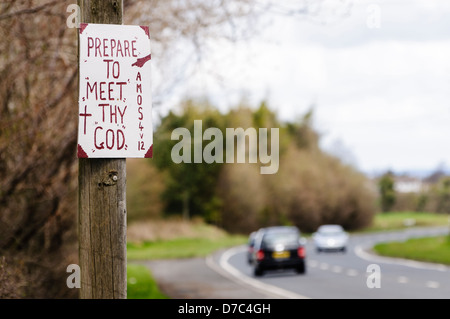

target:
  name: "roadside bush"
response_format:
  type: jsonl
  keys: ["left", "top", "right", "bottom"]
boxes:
{"left": 213, "top": 106, "right": 376, "bottom": 233}
{"left": 217, "top": 164, "right": 267, "bottom": 233}
{"left": 127, "top": 159, "right": 165, "bottom": 222}
{"left": 270, "top": 146, "right": 376, "bottom": 233}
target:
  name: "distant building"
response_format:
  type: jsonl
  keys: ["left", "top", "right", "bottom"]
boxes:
{"left": 394, "top": 175, "right": 429, "bottom": 193}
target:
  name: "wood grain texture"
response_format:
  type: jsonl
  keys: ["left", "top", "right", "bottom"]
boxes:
{"left": 78, "top": 0, "right": 126, "bottom": 299}
{"left": 79, "top": 0, "right": 123, "bottom": 25}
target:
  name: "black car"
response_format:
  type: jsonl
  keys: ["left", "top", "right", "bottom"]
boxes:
{"left": 252, "top": 226, "right": 306, "bottom": 277}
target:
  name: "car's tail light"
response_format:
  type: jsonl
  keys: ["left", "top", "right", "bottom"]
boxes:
{"left": 297, "top": 246, "right": 306, "bottom": 258}
{"left": 256, "top": 249, "right": 265, "bottom": 261}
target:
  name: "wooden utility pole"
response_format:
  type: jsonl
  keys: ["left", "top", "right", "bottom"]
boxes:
{"left": 78, "top": 0, "right": 126, "bottom": 299}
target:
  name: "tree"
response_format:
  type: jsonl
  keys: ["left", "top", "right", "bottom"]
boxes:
{"left": 378, "top": 172, "right": 396, "bottom": 212}
{"left": 434, "top": 177, "right": 450, "bottom": 214}
{"left": 152, "top": 100, "right": 225, "bottom": 222}
{"left": 0, "top": 0, "right": 79, "bottom": 298}
{"left": 269, "top": 131, "right": 376, "bottom": 232}
{"left": 153, "top": 101, "right": 377, "bottom": 233}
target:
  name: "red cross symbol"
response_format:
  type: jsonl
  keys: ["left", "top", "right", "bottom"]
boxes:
{"left": 79, "top": 105, "right": 92, "bottom": 135}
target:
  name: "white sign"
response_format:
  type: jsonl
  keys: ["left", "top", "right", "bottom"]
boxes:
{"left": 77, "top": 23, "right": 152, "bottom": 158}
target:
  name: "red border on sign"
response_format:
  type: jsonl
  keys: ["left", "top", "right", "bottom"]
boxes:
{"left": 144, "top": 145, "right": 153, "bottom": 158}
{"left": 78, "top": 144, "right": 88, "bottom": 158}
{"left": 79, "top": 23, "right": 88, "bottom": 34}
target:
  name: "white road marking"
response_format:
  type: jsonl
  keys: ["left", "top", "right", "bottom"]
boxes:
{"left": 426, "top": 281, "right": 440, "bottom": 289}
{"left": 319, "top": 263, "right": 329, "bottom": 270}
{"left": 346, "top": 269, "right": 358, "bottom": 277}
{"left": 331, "top": 266, "right": 343, "bottom": 273}
{"left": 308, "top": 260, "right": 318, "bottom": 268}
{"left": 206, "top": 246, "right": 310, "bottom": 299}
{"left": 397, "top": 276, "right": 409, "bottom": 284}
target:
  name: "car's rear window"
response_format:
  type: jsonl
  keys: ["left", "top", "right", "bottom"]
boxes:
{"left": 318, "top": 226, "right": 344, "bottom": 236}
{"left": 262, "top": 232, "right": 299, "bottom": 246}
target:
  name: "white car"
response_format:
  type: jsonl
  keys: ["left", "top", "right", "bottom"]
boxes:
{"left": 312, "top": 225, "right": 348, "bottom": 253}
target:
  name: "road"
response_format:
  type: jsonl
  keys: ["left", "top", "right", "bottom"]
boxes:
{"left": 143, "top": 226, "right": 450, "bottom": 299}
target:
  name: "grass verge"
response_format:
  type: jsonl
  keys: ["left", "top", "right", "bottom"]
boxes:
{"left": 127, "top": 264, "right": 169, "bottom": 299}
{"left": 127, "top": 236, "right": 247, "bottom": 260}
{"left": 126, "top": 221, "right": 247, "bottom": 299}
{"left": 373, "top": 235, "right": 450, "bottom": 265}
{"left": 361, "top": 211, "right": 449, "bottom": 233}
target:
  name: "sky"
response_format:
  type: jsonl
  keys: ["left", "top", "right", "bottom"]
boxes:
{"left": 153, "top": 0, "right": 450, "bottom": 177}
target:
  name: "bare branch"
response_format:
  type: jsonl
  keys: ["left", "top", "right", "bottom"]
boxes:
{"left": 0, "top": 0, "right": 59, "bottom": 21}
